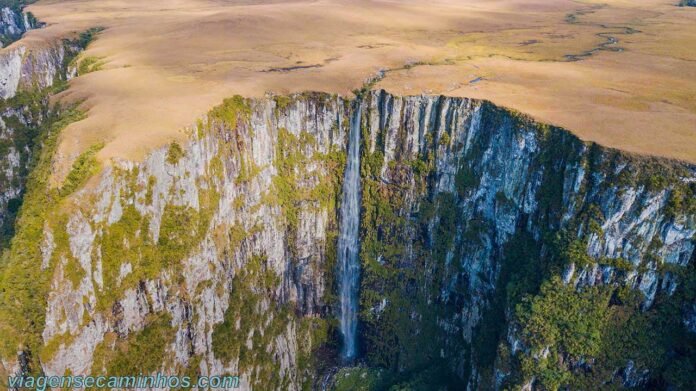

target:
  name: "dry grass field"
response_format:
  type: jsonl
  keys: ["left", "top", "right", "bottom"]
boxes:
{"left": 11, "top": 0, "right": 696, "bottom": 176}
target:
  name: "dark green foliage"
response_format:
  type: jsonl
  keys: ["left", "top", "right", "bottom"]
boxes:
{"left": 75, "top": 27, "right": 105, "bottom": 50}
{"left": 334, "top": 363, "right": 463, "bottom": 391}
{"left": 665, "top": 182, "right": 696, "bottom": 220}
{"left": 508, "top": 262, "right": 696, "bottom": 390}
{"left": 536, "top": 128, "right": 584, "bottom": 229}
{"left": 333, "top": 367, "right": 392, "bottom": 391}
{"left": 454, "top": 164, "right": 478, "bottom": 196}
{"left": 0, "top": 93, "right": 52, "bottom": 246}
{"left": 356, "top": 95, "right": 470, "bottom": 386}
{"left": 359, "top": 154, "right": 437, "bottom": 371}
{"left": 473, "top": 228, "right": 546, "bottom": 378}
{"left": 564, "top": 239, "right": 593, "bottom": 268}
{"left": 516, "top": 277, "right": 610, "bottom": 389}
{"left": 0, "top": 87, "right": 693, "bottom": 389}
{"left": 92, "top": 314, "right": 175, "bottom": 376}
{"left": 518, "top": 277, "right": 609, "bottom": 357}
{"left": 165, "top": 141, "right": 185, "bottom": 165}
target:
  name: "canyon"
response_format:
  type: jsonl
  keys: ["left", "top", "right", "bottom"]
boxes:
{"left": 0, "top": 1, "right": 694, "bottom": 390}
{"left": 0, "top": 74, "right": 694, "bottom": 389}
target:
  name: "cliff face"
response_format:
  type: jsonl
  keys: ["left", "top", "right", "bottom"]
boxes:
{"left": 0, "top": 91, "right": 694, "bottom": 390}
{"left": 355, "top": 92, "right": 695, "bottom": 390}
{"left": 0, "top": 2, "right": 40, "bottom": 49}
{"left": 0, "top": 27, "right": 90, "bottom": 246}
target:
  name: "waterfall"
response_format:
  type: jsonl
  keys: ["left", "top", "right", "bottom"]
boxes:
{"left": 338, "top": 103, "right": 362, "bottom": 361}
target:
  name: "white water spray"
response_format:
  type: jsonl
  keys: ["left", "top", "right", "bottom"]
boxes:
{"left": 338, "top": 104, "right": 362, "bottom": 360}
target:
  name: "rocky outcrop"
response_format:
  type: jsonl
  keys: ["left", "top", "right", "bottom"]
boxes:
{"left": 0, "top": 29, "right": 88, "bottom": 246}
{"left": 0, "top": 94, "right": 349, "bottom": 389}
{"left": 0, "top": 91, "right": 694, "bottom": 389}
{"left": 0, "top": 3, "right": 40, "bottom": 48}
{"left": 0, "top": 39, "right": 74, "bottom": 100}
{"left": 354, "top": 92, "right": 695, "bottom": 389}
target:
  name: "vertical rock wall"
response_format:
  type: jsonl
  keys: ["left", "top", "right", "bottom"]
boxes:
{"left": 0, "top": 29, "right": 85, "bottom": 246}
{"left": 0, "top": 91, "right": 693, "bottom": 390}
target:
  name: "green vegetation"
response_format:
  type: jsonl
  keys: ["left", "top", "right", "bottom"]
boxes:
{"left": 356, "top": 95, "right": 468, "bottom": 388}
{"left": 75, "top": 56, "right": 105, "bottom": 76}
{"left": 166, "top": 141, "right": 185, "bottom": 165}
{"left": 91, "top": 313, "right": 175, "bottom": 375}
{"left": 144, "top": 175, "right": 156, "bottom": 205}
{"left": 58, "top": 142, "right": 104, "bottom": 197}
{"left": 0, "top": 90, "right": 52, "bottom": 246}
{"left": 508, "top": 267, "right": 696, "bottom": 390}
{"left": 467, "top": 104, "right": 695, "bottom": 390}
{"left": 269, "top": 127, "right": 345, "bottom": 232}
{"left": 516, "top": 277, "right": 610, "bottom": 389}
{"left": 273, "top": 95, "right": 293, "bottom": 113}
{"left": 208, "top": 95, "right": 252, "bottom": 130}
{"left": 333, "top": 363, "right": 462, "bottom": 390}
{"left": 665, "top": 182, "right": 696, "bottom": 220}
{"left": 454, "top": 164, "right": 478, "bottom": 197}
{"left": 0, "top": 106, "right": 216, "bottom": 371}
{"left": 353, "top": 100, "right": 695, "bottom": 391}
{"left": 0, "top": 88, "right": 693, "bottom": 390}
{"left": 0, "top": 105, "right": 86, "bottom": 369}
{"left": 0, "top": 24, "right": 101, "bottom": 247}
{"left": 212, "top": 255, "right": 331, "bottom": 389}
{"left": 204, "top": 94, "right": 343, "bottom": 389}
{"left": 75, "top": 27, "right": 104, "bottom": 50}
{"left": 95, "top": 187, "right": 218, "bottom": 311}
{"left": 0, "top": 1, "right": 38, "bottom": 46}
{"left": 0, "top": 0, "right": 35, "bottom": 9}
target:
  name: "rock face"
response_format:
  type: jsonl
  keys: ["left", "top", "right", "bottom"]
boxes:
{"left": 0, "top": 2, "right": 41, "bottom": 48}
{"left": 0, "top": 28, "right": 84, "bottom": 246}
{"left": 0, "top": 39, "right": 72, "bottom": 100}
{"left": 0, "top": 91, "right": 694, "bottom": 389}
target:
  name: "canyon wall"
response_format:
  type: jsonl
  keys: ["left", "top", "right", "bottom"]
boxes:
{"left": 0, "top": 90, "right": 694, "bottom": 390}
{"left": 0, "top": 1, "right": 40, "bottom": 49}
{"left": 0, "top": 26, "right": 93, "bottom": 247}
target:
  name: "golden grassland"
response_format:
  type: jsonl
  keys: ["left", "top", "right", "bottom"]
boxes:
{"left": 8, "top": 0, "right": 696, "bottom": 177}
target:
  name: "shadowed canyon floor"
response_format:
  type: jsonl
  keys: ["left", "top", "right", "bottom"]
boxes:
{"left": 5, "top": 0, "right": 694, "bottom": 174}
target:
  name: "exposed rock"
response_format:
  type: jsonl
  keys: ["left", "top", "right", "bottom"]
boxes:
{"left": 0, "top": 91, "right": 694, "bottom": 389}
{"left": 0, "top": 30, "right": 87, "bottom": 246}
{"left": 0, "top": 4, "right": 41, "bottom": 48}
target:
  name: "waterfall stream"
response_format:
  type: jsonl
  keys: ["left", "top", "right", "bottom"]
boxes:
{"left": 337, "top": 103, "right": 362, "bottom": 361}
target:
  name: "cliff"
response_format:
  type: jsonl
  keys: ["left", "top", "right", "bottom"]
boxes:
{"left": 0, "top": 26, "right": 96, "bottom": 247}
{"left": 0, "top": 91, "right": 694, "bottom": 390}
{"left": 0, "top": 1, "right": 40, "bottom": 49}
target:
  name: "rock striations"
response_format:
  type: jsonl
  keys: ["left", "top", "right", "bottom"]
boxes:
{"left": 0, "top": 89, "right": 694, "bottom": 389}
